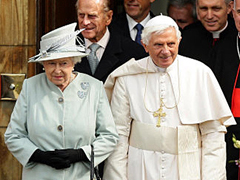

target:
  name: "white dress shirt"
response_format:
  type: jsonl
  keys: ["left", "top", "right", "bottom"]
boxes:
{"left": 126, "top": 13, "right": 151, "bottom": 41}
{"left": 85, "top": 28, "right": 110, "bottom": 61}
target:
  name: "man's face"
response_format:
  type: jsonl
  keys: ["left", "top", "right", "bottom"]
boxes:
{"left": 168, "top": 4, "right": 195, "bottom": 30}
{"left": 77, "top": 0, "right": 113, "bottom": 42}
{"left": 124, "top": 0, "right": 155, "bottom": 22}
{"left": 233, "top": 0, "right": 240, "bottom": 32}
{"left": 143, "top": 27, "right": 180, "bottom": 68}
{"left": 196, "top": 0, "right": 232, "bottom": 32}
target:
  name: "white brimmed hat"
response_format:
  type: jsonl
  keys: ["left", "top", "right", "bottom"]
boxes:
{"left": 29, "top": 22, "right": 87, "bottom": 63}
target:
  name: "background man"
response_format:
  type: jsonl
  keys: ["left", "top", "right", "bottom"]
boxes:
{"left": 74, "top": 0, "right": 147, "bottom": 82}
{"left": 167, "top": 0, "right": 197, "bottom": 30}
{"left": 103, "top": 15, "right": 235, "bottom": 180}
{"left": 179, "top": 0, "right": 235, "bottom": 70}
{"left": 109, "top": 0, "right": 155, "bottom": 45}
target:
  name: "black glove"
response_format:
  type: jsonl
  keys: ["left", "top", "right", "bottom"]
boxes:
{"left": 54, "top": 148, "right": 88, "bottom": 164}
{"left": 29, "top": 149, "right": 71, "bottom": 169}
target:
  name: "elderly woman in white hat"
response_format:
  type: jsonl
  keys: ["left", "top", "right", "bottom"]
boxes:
{"left": 4, "top": 23, "right": 118, "bottom": 180}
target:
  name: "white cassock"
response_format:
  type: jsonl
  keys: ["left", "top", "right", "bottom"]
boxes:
{"left": 103, "top": 55, "right": 236, "bottom": 180}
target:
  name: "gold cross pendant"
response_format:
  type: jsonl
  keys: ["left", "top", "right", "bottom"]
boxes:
{"left": 153, "top": 107, "right": 166, "bottom": 127}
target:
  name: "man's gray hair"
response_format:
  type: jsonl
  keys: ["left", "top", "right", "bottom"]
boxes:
{"left": 142, "top": 25, "right": 181, "bottom": 45}
{"left": 75, "top": 0, "right": 111, "bottom": 12}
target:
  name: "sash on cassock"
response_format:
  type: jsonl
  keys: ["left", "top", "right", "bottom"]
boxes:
{"left": 231, "top": 63, "right": 240, "bottom": 117}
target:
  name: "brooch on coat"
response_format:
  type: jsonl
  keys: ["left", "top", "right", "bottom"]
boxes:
{"left": 78, "top": 82, "right": 89, "bottom": 99}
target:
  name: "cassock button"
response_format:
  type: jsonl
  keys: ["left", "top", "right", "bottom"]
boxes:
{"left": 58, "top": 97, "right": 64, "bottom": 103}
{"left": 57, "top": 125, "right": 63, "bottom": 131}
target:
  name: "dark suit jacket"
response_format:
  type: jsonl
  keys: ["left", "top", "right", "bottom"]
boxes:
{"left": 109, "top": 11, "right": 155, "bottom": 39}
{"left": 179, "top": 17, "right": 236, "bottom": 71}
{"left": 74, "top": 29, "right": 147, "bottom": 82}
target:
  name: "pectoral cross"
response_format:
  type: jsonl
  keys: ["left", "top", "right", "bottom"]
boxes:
{"left": 153, "top": 103, "right": 166, "bottom": 127}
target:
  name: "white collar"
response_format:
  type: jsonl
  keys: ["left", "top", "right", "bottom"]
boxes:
{"left": 126, "top": 13, "right": 151, "bottom": 31}
{"left": 147, "top": 56, "right": 178, "bottom": 73}
{"left": 211, "top": 21, "right": 228, "bottom": 38}
{"left": 85, "top": 28, "right": 110, "bottom": 49}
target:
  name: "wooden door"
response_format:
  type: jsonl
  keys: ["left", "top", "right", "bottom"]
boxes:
{"left": 0, "top": 0, "right": 36, "bottom": 179}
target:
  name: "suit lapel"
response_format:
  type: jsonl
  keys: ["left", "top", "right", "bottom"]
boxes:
{"left": 120, "top": 15, "right": 131, "bottom": 38}
{"left": 94, "top": 32, "right": 122, "bottom": 80}
{"left": 78, "top": 57, "right": 92, "bottom": 75}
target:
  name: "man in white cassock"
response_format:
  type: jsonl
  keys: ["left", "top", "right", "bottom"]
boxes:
{"left": 103, "top": 15, "right": 236, "bottom": 180}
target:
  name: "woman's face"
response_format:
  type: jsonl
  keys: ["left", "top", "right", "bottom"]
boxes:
{"left": 42, "top": 57, "right": 74, "bottom": 91}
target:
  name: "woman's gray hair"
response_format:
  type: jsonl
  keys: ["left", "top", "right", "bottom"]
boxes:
{"left": 142, "top": 25, "right": 181, "bottom": 45}
{"left": 72, "top": 56, "right": 82, "bottom": 64}
{"left": 39, "top": 56, "right": 82, "bottom": 65}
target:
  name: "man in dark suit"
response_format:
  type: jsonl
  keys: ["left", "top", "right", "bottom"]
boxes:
{"left": 74, "top": 0, "right": 147, "bottom": 83}
{"left": 179, "top": 0, "right": 234, "bottom": 70}
{"left": 109, "top": 0, "right": 155, "bottom": 44}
